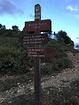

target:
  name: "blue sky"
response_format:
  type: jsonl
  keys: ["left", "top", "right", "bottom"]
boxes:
{"left": 0, "top": 0, "right": 79, "bottom": 43}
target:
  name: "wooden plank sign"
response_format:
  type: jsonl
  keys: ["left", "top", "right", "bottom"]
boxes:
{"left": 24, "top": 19, "right": 51, "bottom": 33}
{"left": 23, "top": 34, "right": 48, "bottom": 45}
{"left": 26, "top": 48, "right": 45, "bottom": 58}
{"left": 26, "top": 47, "right": 57, "bottom": 58}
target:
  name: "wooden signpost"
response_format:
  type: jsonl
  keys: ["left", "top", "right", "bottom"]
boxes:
{"left": 23, "top": 4, "right": 53, "bottom": 105}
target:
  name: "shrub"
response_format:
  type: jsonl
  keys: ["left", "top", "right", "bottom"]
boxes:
{"left": 41, "top": 63, "right": 53, "bottom": 75}
{"left": 41, "top": 57, "right": 72, "bottom": 76}
{"left": 0, "top": 42, "right": 28, "bottom": 75}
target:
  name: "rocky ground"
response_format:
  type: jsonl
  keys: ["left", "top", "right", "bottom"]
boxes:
{"left": 0, "top": 52, "right": 79, "bottom": 105}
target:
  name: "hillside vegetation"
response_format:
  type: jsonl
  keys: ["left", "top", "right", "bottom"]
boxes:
{"left": 0, "top": 26, "right": 74, "bottom": 76}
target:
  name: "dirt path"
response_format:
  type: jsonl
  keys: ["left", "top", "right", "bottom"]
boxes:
{"left": 41, "top": 67, "right": 79, "bottom": 88}
{"left": 42, "top": 52, "right": 79, "bottom": 88}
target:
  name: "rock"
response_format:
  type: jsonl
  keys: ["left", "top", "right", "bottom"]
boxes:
{"left": 70, "top": 96, "right": 79, "bottom": 105}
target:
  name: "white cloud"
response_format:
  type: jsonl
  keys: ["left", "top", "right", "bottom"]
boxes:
{"left": 66, "top": 5, "right": 79, "bottom": 12}
{"left": 0, "top": 0, "right": 23, "bottom": 15}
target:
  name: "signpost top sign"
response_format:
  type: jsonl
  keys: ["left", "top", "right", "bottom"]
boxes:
{"left": 24, "top": 19, "right": 51, "bottom": 33}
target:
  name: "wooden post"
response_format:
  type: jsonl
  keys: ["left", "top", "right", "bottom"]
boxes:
{"left": 34, "top": 57, "right": 41, "bottom": 105}
{"left": 34, "top": 4, "right": 41, "bottom": 105}
{"left": 23, "top": 4, "right": 52, "bottom": 105}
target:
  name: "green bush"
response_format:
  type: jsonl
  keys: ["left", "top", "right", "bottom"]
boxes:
{"left": 41, "top": 57, "right": 72, "bottom": 76}
{"left": 41, "top": 63, "right": 53, "bottom": 75}
{"left": 0, "top": 46, "right": 24, "bottom": 75}
{"left": 0, "top": 35, "right": 29, "bottom": 75}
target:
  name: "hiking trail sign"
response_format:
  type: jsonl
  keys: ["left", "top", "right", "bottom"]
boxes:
{"left": 23, "top": 4, "right": 54, "bottom": 105}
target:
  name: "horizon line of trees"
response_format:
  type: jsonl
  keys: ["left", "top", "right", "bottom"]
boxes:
{"left": 0, "top": 24, "right": 19, "bottom": 31}
{"left": 53, "top": 31, "right": 74, "bottom": 46}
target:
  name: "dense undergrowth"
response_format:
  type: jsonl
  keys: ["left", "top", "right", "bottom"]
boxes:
{"left": 0, "top": 30, "right": 74, "bottom": 76}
